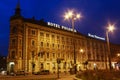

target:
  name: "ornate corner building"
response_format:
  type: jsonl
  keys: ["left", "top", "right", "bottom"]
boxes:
{"left": 7, "top": 2, "right": 120, "bottom": 74}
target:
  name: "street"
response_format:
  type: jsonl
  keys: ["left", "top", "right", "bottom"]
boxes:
{"left": 0, "top": 73, "right": 78, "bottom": 80}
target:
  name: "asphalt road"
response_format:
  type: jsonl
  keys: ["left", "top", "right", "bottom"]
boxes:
{"left": 0, "top": 73, "right": 77, "bottom": 80}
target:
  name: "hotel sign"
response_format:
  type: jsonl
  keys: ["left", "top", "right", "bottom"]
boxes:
{"left": 47, "top": 22, "right": 77, "bottom": 32}
{"left": 88, "top": 33, "right": 105, "bottom": 40}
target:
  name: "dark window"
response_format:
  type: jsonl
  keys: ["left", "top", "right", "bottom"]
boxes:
{"left": 12, "top": 39, "right": 16, "bottom": 45}
{"left": 32, "top": 40, "right": 35, "bottom": 46}
{"left": 46, "top": 34, "right": 49, "bottom": 37}
{"left": 58, "top": 44, "right": 59, "bottom": 48}
{"left": 57, "top": 36, "right": 59, "bottom": 40}
{"left": 41, "top": 42, "right": 43, "bottom": 47}
{"left": 41, "top": 63, "right": 43, "bottom": 69}
{"left": 40, "top": 32, "right": 44, "bottom": 36}
{"left": 32, "top": 30, "right": 35, "bottom": 35}
{"left": 63, "top": 62, "right": 66, "bottom": 69}
{"left": 11, "top": 51, "right": 15, "bottom": 59}
{"left": 52, "top": 44, "right": 54, "bottom": 48}
{"left": 41, "top": 53, "right": 44, "bottom": 58}
{"left": 19, "top": 39, "right": 22, "bottom": 45}
{"left": 53, "top": 53, "right": 55, "bottom": 58}
{"left": 12, "top": 27, "right": 17, "bottom": 33}
{"left": 52, "top": 35, "right": 54, "bottom": 38}
{"left": 47, "top": 52, "right": 49, "bottom": 58}
{"left": 47, "top": 43, "right": 49, "bottom": 47}
{"left": 32, "top": 51, "right": 34, "bottom": 58}
{"left": 52, "top": 63, "right": 55, "bottom": 69}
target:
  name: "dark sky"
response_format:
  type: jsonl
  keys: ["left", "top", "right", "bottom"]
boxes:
{"left": 0, "top": 0, "right": 120, "bottom": 56}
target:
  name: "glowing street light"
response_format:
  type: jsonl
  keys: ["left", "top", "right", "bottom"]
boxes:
{"left": 64, "top": 9, "right": 82, "bottom": 74}
{"left": 80, "top": 49, "right": 84, "bottom": 69}
{"left": 80, "top": 49, "right": 84, "bottom": 53}
{"left": 64, "top": 10, "right": 82, "bottom": 20}
{"left": 106, "top": 23, "right": 115, "bottom": 70}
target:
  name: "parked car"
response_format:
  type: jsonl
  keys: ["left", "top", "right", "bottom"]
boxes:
{"left": 37, "top": 70, "right": 50, "bottom": 75}
{"left": 0, "top": 70, "right": 7, "bottom": 75}
{"left": 9, "top": 71, "right": 15, "bottom": 76}
{"left": 15, "top": 70, "right": 26, "bottom": 76}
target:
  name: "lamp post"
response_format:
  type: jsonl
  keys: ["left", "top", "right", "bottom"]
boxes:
{"left": 32, "top": 52, "right": 35, "bottom": 74}
{"left": 106, "top": 23, "right": 115, "bottom": 70}
{"left": 64, "top": 10, "right": 82, "bottom": 74}
{"left": 80, "top": 49, "right": 84, "bottom": 70}
{"left": 80, "top": 49, "right": 84, "bottom": 63}
{"left": 57, "top": 58, "right": 63, "bottom": 79}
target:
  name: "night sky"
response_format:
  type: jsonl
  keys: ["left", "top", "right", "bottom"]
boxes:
{"left": 0, "top": 0, "right": 120, "bottom": 56}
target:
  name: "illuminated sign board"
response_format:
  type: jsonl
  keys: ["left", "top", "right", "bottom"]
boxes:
{"left": 47, "top": 22, "right": 77, "bottom": 32}
{"left": 88, "top": 33, "right": 105, "bottom": 40}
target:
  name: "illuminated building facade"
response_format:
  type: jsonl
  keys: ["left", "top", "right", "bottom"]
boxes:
{"left": 7, "top": 3, "right": 120, "bottom": 74}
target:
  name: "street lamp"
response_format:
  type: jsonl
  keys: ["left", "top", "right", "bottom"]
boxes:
{"left": 57, "top": 58, "right": 63, "bottom": 79}
{"left": 64, "top": 10, "right": 82, "bottom": 74}
{"left": 80, "top": 49, "right": 84, "bottom": 70}
{"left": 106, "top": 23, "right": 115, "bottom": 70}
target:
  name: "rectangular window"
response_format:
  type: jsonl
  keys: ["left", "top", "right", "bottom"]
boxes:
{"left": 52, "top": 35, "right": 54, "bottom": 39}
{"left": 32, "top": 40, "right": 35, "bottom": 46}
{"left": 58, "top": 44, "right": 59, "bottom": 49}
{"left": 47, "top": 43, "right": 49, "bottom": 47}
{"left": 57, "top": 36, "right": 59, "bottom": 39}
{"left": 63, "top": 62, "right": 66, "bottom": 69}
{"left": 41, "top": 42, "right": 43, "bottom": 47}
{"left": 40, "top": 32, "right": 44, "bottom": 36}
{"left": 12, "top": 39, "right": 16, "bottom": 46}
{"left": 53, "top": 53, "right": 55, "bottom": 58}
{"left": 52, "top": 44, "right": 54, "bottom": 48}
{"left": 11, "top": 51, "right": 15, "bottom": 59}
{"left": 46, "top": 34, "right": 49, "bottom": 37}
{"left": 32, "top": 51, "right": 34, "bottom": 58}
{"left": 19, "top": 51, "right": 21, "bottom": 58}
{"left": 32, "top": 30, "right": 35, "bottom": 35}
{"left": 19, "top": 39, "right": 22, "bottom": 45}
{"left": 47, "top": 52, "right": 49, "bottom": 58}
{"left": 58, "top": 53, "right": 60, "bottom": 57}
{"left": 41, "top": 53, "right": 44, "bottom": 58}
{"left": 52, "top": 63, "right": 55, "bottom": 69}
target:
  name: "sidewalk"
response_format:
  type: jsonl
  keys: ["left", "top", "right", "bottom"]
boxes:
{"left": 57, "top": 74, "right": 82, "bottom": 80}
